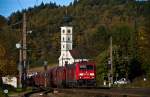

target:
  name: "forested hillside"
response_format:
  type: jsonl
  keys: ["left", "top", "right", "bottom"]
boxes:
{"left": 0, "top": 0, "right": 150, "bottom": 84}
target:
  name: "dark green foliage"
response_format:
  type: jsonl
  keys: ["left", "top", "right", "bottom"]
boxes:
{"left": 89, "top": 26, "right": 110, "bottom": 56}
{"left": 0, "top": 89, "right": 5, "bottom": 97}
{"left": 0, "top": 77, "right": 2, "bottom": 86}
{"left": 96, "top": 51, "right": 108, "bottom": 84}
{"left": 0, "top": 15, "right": 7, "bottom": 29}
{"left": 129, "top": 58, "right": 143, "bottom": 81}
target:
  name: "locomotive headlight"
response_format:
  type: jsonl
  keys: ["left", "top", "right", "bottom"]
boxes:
{"left": 79, "top": 73, "right": 83, "bottom": 76}
{"left": 90, "top": 73, "right": 94, "bottom": 76}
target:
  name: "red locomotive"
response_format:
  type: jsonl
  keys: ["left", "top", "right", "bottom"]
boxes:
{"left": 31, "top": 61, "right": 96, "bottom": 87}
{"left": 65, "top": 61, "right": 96, "bottom": 87}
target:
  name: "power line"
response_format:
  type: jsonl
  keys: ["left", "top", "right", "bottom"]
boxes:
{"left": 17, "top": 0, "right": 23, "bottom": 9}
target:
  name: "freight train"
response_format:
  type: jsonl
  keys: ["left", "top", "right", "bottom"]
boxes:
{"left": 28, "top": 61, "right": 96, "bottom": 88}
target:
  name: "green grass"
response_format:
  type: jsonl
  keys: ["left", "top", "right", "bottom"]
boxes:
{"left": 8, "top": 87, "right": 32, "bottom": 96}
{"left": 129, "top": 78, "right": 150, "bottom": 88}
{"left": 0, "top": 88, "right": 5, "bottom": 97}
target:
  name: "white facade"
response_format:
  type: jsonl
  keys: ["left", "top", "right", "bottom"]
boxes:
{"left": 2, "top": 77, "right": 17, "bottom": 88}
{"left": 59, "top": 51, "right": 73, "bottom": 66}
{"left": 59, "top": 26, "right": 88, "bottom": 66}
{"left": 60, "top": 26, "right": 73, "bottom": 51}
{"left": 59, "top": 50, "right": 88, "bottom": 66}
{"left": 59, "top": 26, "right": 73, "bottom": 66}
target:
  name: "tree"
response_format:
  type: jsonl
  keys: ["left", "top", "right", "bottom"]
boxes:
{"left": 0, "top": 15, "right": 7, "bottom": 29}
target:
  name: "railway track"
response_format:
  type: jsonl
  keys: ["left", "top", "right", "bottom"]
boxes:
{"left": 53, "top": 87, "right": 150, "bottom": 97}
{"left": 22, "top": 87, "right": 53, "bottom": 97}
{"left": 22, "top": 87, "right": 150, "bottom": 97}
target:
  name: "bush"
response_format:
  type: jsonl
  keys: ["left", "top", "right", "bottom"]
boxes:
{"left": 0, "top": 89, "right": 5, "bottom": 97}
{"left": 1, "top": 84, "right": 16, "bottom": 92}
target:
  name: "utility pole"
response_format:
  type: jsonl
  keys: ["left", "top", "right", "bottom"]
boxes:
{"left": 110, "top": 36, "right": 113, "bottom": 86}
{"left": 22, "top": 13, "right": 27, "bottom": 88}
{"left": 44, "top": 61, "right": 48, "bottom": 87}
{"left": 19, "top": 46, "right": 22, "bottom": 88}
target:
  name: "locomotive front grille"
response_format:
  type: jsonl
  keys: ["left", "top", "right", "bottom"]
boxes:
{"left": 78, "top": 79, "right": 96, "bottom": 85}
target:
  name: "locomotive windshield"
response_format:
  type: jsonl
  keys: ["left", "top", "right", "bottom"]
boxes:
{"left": 80, "top": 65, "right": 86, "bottom": 70}
{"left": 80, "top": 65, "right": 94, "bottom": 70}
{"left": 87, "top": 65, "right": 94, "bottom": 70}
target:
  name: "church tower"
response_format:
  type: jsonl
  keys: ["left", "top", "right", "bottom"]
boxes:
{"left": 58, "top": 11, "right": 88, "bottom": 66}
{"left": 59, "top": 26, "right": 73, "bottom": 66}
{"left": 59, "top": 11, "right": 73, "bottom": 66}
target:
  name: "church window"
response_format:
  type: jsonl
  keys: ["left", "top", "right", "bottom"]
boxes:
{"left": 67, "top": 44, "right": 70, "bottom": 49}
{"left": 68, "top": 37, "right": 70, "bottom": 41}
{"left": 63, "top": 37, "right": 64, "bottom": 41}
{"left": 62, "top": 30, "right": 65, "bottom": 33}
{"left": 67, "top": 29, "right": 70, "bottom": 33}
{"left": 65, "top": 61, "right": 68, "bottom": 64}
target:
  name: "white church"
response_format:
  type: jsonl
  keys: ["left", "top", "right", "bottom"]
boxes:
{"left": 59, "top": 26, "right": 88, "bottom": 66}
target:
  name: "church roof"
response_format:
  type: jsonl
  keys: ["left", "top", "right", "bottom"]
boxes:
{"left": 69, "top": 49, "right": 88, "bottom": 59}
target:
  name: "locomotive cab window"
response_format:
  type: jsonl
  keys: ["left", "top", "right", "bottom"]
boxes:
{"left": 80, "top": 65, "right": 94, "bottom": 70}
{"left": 87, "top": 65, "right": 94, "bottom": 70}
{"left": 80, "top": 65, "right": 86, "bottom": 70}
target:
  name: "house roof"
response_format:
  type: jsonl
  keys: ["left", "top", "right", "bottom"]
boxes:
{"left": 69, "top": 49, "right": 88, "bottom": 59}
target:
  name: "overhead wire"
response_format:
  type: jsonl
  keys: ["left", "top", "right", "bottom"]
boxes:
{"left": 17, "top": 0, "right": 23, "bottom": 9}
